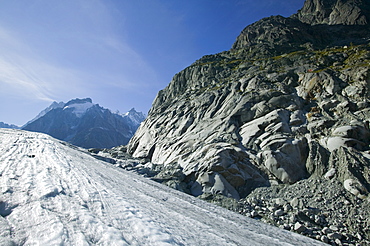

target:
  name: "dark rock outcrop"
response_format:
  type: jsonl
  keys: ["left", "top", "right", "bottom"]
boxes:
{"left": 233, "top": 0, "right": 370, "bottom": 56}
{"left": 295, "top": 0, "right": 370, "bottom": 25}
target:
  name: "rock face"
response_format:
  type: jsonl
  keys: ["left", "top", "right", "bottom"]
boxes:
{"left": 23, "top": 98, "right": 145, "bottom": 149}
{"left": 295, "top": 0, "right": 370, "bottom": 25}
{"left": 128, "top": 0, "right": 370, "bottom": 203}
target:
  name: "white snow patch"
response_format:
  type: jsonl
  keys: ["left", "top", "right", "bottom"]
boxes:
{"left": 63, "top": 102, "right": 94, "bottom": 117}
{"left": 0, "top": 129, "right": 325, "bottom": 245}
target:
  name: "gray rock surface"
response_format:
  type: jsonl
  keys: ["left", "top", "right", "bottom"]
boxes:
{"left": 123, "top": 0, "right": 370, "bottom": 244}
{"left": 295, "top": 0, "right": 370, "bottom": 25}
{"left": 129, "top": 17, "right": 370, "bottom": 202}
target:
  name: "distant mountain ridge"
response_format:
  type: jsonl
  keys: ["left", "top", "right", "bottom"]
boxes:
{"left": 22, "top": 98, "right": 145, "bottom": 149}
{"left": 0, "top": 122, "right": 19, "bottom": 129}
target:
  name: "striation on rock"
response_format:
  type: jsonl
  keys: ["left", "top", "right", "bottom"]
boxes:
{"left": 125, "top": 0, "right": 370, "bottom": 243}
{"left": 128, "top": 0, "right": 370, "bottom": 200}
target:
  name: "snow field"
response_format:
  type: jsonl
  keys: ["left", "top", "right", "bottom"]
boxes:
{"left": 63, "top": 102, "right": 93, "bottom": 117}
{"left": 0, "top": 129, "right": 325, "bottom": 245}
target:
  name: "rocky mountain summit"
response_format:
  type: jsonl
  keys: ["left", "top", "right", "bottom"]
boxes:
{"left": 23, "top": 98, "right": 145, "bottom": 149}
{"left": 119, "top": 0, "right": 370, "bottom": 244}
{"left": 296, "top": 0, "right": 370, "bottom": 25}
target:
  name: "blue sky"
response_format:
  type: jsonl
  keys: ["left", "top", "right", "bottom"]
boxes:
{"left": 0, "top": 0, "right": 305, "bottom": 126}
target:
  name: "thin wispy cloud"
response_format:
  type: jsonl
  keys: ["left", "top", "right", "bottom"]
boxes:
{"left": 0, "top": 0, "right": 157, "bottom": 103}
{"left": 0, "top": 54, "right": 88, "bottom": 102}
{"left": 0, "top": 59, "right": 54, "bottom": 102}
{"left": 0, "top": 0, "right": 305, "bottom": 125}
{"left": 0, "top": 25, "right": 88, "bottom": 101}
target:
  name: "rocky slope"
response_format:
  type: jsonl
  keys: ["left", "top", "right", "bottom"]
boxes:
{"left": 23, "top": 98, "right": 145, "bottom": 149}
{"left": 125, "top": 0, "right": 370, "bottom": 244}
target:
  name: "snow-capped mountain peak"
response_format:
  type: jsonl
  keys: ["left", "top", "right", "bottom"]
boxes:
{"left": 63, "top": 98, "right": 94, "bottom": 118}
{"left": 123, "top": 108, "right": 146, "bottom": 126}
{"left": 64, "top": 98, "right": 93, "bottom": 106}
{"left": 22, "top": 98, "right": 145, "bottom": 148}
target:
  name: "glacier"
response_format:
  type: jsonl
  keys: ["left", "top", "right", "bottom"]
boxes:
{"left": 63, "top": 102, "right": 94, "bottom": 118}
{"left": 0, "top": 129, "right": 324, "bottom": 245}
